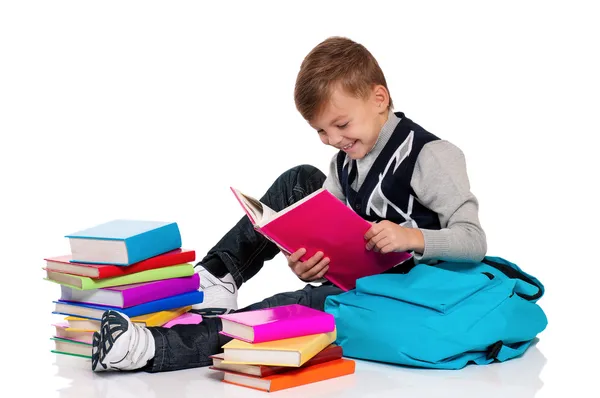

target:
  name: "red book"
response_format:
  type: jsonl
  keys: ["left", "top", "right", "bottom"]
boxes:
{"left": 209, "top": 344, "right": 343, "bottom": 377}
{"left": 231, "top": 187, "right": 412, "bottom": 291}
{"left": 44, "top": 249, "right": 196, "bottom": 279}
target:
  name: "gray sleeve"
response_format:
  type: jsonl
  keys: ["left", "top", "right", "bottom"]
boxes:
{"left": 322, "top": 153, "right": 346, "bottom": 203}
{"left": 411, "top": 140, "right": 487, "bottom": 263}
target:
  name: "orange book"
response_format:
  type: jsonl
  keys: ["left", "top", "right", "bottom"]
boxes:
{"left": 221, "top": 358, "right": 355, "bottom": 392}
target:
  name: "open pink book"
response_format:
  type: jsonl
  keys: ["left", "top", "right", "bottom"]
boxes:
{"left": 231, "top": 187, "right": 412, "bottom": 291}
{"left": 218, "top": 304, "right": 335, "bottom": 343}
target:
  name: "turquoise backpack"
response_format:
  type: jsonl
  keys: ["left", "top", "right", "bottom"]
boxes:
{"left": 324, "top": 256, "right": 547, "bottom": 369}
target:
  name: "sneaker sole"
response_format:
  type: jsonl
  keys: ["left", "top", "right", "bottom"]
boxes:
{"left": 191, "top": 307, "right": 234, "bottom": 317}
{"left": 92, "top": 310, "right": 131, "bottom": 371}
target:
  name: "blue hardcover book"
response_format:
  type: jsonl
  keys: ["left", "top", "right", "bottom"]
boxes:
{"left": 65, "top": 219, "right": 182, "bottom": 266}
{"left": 52, "top": 290, "right": 204, "bottom": 320}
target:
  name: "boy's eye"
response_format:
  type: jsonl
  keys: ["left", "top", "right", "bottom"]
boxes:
{"left": 337, "top": 122, "right": 349, "bottom": 129}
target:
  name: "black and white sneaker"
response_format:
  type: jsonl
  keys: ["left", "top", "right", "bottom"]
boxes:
{"left": 192, "top": 264, "right": 238, "bottom": 316}
{"left": 91, "top": 310, "right": 155, "bottom": 372}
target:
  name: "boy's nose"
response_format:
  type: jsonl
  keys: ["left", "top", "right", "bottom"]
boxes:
{"left": 328, "top": 134, "right": 343, "bottom": 147}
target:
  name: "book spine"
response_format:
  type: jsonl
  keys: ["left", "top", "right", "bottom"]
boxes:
{"left": 253, "top": 313, "right": 336, "bottom": 343}
{"left": 125, "top": 223, "right": 182, "bottom": 265}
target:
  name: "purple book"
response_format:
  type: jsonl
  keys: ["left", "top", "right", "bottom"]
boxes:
{"left": 59, "top": 273, "right": 200, "bottom": 308}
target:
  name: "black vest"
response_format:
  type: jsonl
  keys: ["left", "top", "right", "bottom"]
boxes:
{"left": 336, "top": 112, "right": 442, "bottom": 231}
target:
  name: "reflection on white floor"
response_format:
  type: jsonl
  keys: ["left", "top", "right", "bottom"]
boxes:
{"left": 48, "top": 341, "right": 546, "bottom": 398}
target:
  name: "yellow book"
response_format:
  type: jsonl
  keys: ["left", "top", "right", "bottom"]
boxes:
{"left": 132, "top": 305, "right": 192, "bottom": 326}
{"left": 65, "top": 306, "right": 192, "bottom": 329}
{"left": 221, "top": 329, "right": 336, "bottom": 367}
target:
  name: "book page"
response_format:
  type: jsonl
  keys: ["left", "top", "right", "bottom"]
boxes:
{"left": 241, "top": 194, "right": 277, "bottom": 224}
{"left": 231, "top": 187, "right": 278, "bottom": 225}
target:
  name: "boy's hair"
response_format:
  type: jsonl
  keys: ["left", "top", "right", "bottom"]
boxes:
{"left": 294, "top": 36, "right": 393, "bottom": 122}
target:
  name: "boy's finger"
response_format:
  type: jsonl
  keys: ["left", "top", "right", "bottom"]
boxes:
{"left": 301, "top": 257, "right": 330, "bottom": 280}
{"left": 289, "top": 248, "right": 306, "bottom": 263}
{"left": 294, "top": 259, "right": 314, "bottom": 275}
{"left": 365, "top": 231, "right": 385, "bottom": 250}
{"left": 364, "top": 224, "right": 381, "bottom": 240}
{"left": 373, "top": 237, "right": 391, "bottom": 253}
{"left": 299, "top": 258, "right": 324, "bottom": 279}
{"left": 305, "top": 251, "right": 324, "bottom": 267}
{"left": 290, "top": 261, "right": 307, "bottom": 275}
{"left": 314, "top": 264, "right": 329, "bottom": 279}
{"left": 380, "top": 243, "right": 396, "bottom": 254}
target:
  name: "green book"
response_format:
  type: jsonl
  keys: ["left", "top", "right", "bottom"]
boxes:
{"left": 44, "top": 263, "right": 194, "bottom": 290}
{"left": 51, "top": 337, "right": 92, "bottom": 359}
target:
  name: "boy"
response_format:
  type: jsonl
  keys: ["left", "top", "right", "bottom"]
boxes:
{"left": 91, "top": 36, "right": 486, "bottom": 372}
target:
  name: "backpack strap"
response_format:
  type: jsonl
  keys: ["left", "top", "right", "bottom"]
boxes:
{"left": 481, "top": 258, "right": 543, "bottom": 301}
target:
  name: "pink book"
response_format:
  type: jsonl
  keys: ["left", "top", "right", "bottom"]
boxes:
{"left": 163, "top": 312, "right": 203, "bottom": 327}
{"left": 231, "top": 187, "right": 412, "bottom": 291}
{"left": 59, "top": 273, "right": 200, "bottom": 308}
{"left": 53, "top": 323, "right": 95, "bottom": 344}
{"left": 218, "top": 304, "right": 335, "bottom": 343}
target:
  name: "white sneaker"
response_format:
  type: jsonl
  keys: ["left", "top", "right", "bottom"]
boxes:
{"left": 192, "top": 264, "right": 238, "bottom": 316}
{"left": 92, "top": 310, "right": 155, "bottom": 372}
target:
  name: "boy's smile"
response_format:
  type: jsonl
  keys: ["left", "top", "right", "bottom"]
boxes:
{"left": 309, "top": 84, "right": 390, "bottom": 160}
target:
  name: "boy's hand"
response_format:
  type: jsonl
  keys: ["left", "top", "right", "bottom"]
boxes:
{"left": 285, "top": 248, "right": 330, "bottom": 281}
{"left": 364, "top": 220, "right": 424, "bottom": 254}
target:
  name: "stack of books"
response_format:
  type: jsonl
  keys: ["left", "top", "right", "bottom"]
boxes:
{"left": 209, "top": 304, "right": 355, "bottom": 392}
{"left": 45, "top": 219, "right": 205, "bottom": 359}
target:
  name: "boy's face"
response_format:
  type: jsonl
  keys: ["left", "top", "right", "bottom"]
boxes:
{"left": 309, "top": 84, "right": 389, "bottom": 160}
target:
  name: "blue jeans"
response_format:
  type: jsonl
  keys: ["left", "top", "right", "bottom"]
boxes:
{"left": 145, "top": 165, "right": 345, "bottom": 372}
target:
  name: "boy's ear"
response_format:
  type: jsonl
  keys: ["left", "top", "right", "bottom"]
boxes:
{"left": 372, "top": 84, "right": 390, "bottom": 111}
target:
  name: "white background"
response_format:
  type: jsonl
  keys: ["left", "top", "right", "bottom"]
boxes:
{"left": 1, "top": 1, "right": 598, "bottom": 397}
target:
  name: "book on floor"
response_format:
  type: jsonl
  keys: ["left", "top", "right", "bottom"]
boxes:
{"left": 59, "top": 273, "right": 200, "bottom": 308}
{"left": 221, "top": 358, "right": 355, "bottom": 392}
{"left": 219, "top": 304, "right": 335, "bottom": 343}
{"left": 221, "top": 329, "right": 336, "bottom": 367}
{"left": 65, "top": 219, "right": 182, "bottom": 265}
{"left": 43, "top": 249, "right": 196, "bottom": 278}
{"left": 51, "top": 337, "right": 92, "bottom": 359}
{"left": 210, "top": 344, "right": 343, "bottom": 377}
{"left": 230, "top": 187, "right": 412, "bottom": 290}
{"left": 44, "top": 263, "right": 194, "bottom": 290}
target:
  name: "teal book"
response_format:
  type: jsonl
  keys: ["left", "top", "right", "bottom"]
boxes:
{"left": 65, "top": 219, "right": 182, "bottom": 266}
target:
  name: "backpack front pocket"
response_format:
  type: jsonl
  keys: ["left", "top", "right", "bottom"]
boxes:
{"left": 355, "top": 264, "right": 496, "bottom": 314}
